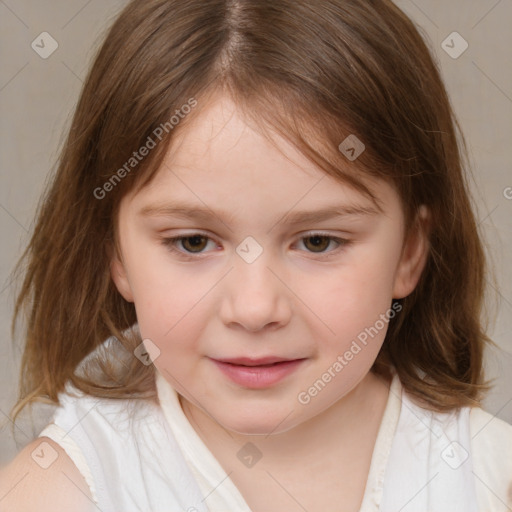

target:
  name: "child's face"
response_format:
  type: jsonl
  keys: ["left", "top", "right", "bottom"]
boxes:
{"left": 111, "top": 93, "right": 428, "bottom": 435}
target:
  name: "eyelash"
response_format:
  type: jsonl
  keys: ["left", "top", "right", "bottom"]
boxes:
{"left": 160, "top": 232, "right": 351, "bottom": 260}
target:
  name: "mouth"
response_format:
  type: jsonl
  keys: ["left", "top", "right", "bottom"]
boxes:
{"left": 210, "top": 356, "right": 307, "bottom": 388}
{"left": 214, "top": 356, "right": 303, "bottom": 367}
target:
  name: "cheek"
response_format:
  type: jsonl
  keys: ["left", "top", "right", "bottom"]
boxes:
{"left": 136, "top": 288, "right": 208, "bottom": 384}
{"left": 314, "top": 243, "right": 401, "bottom": 351}
{"left": 135, "top": 276, "right": 208, "bottom": 342}
{"left": 125, "top": 245, "right": 211, "bottom": 347}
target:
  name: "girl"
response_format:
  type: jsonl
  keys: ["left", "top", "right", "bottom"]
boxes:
{"left": 2, "top": 0, "right": 511, "bottom": 511}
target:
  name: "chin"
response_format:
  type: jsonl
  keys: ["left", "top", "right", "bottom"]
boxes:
{"left": 228, "top": 421, "right": 288, "bottom": 436}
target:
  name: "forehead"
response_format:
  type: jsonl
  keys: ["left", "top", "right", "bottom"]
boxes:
{"left": 123, "top": 94, "right": 399, "bottom": 222}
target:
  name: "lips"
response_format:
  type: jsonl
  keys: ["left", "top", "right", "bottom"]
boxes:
{"left": 214, "top": 356, "right": 300, "bottom": 367}
{"left": 210, "top": 356, "right": 306, "bottom": 388}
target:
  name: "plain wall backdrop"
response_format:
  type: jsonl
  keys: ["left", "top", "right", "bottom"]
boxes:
{"left": 1, "top": 0, "right": 511, "bottom": 464}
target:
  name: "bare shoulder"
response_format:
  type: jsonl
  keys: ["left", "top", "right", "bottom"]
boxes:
{"left": 0, "top": 436, "right": 95, "bottom": 512}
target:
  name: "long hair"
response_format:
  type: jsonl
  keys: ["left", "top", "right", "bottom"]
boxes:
{"left": 8, "top": 0, "right": 494, "bottom": 435}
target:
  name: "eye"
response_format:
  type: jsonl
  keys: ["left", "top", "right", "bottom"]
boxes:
{"left": 161, "top": 231, "right": 350, "bottom": 259}
{"left": 162, "top": 234, "right": 216, "bottom": 256}
{"left": 295, "top": 232, "right": 349, "bottom": 255}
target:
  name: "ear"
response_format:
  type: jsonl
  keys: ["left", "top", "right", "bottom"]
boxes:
{"left": 109, "top": 244, "right": 134, "bottom": 303}
{"left": 392, "top": 205, "right": 431, "bottom": 299}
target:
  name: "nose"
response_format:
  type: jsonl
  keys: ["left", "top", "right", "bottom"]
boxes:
{"left": 218, "top": 249, "right": 292, "bottom": 332}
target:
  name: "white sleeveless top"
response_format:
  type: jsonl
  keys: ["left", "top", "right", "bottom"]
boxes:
{"left": 38, "top": 366, "right": 512, "bottom": 511}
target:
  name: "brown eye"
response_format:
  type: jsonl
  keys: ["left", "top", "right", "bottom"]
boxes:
{"left": 303, "top": 235, "right": 332, "bottom": 253}
{"left": 180, "top": 235, "right": 209, "bottom": 253}
{"left": 162, "top": 232, "right": 348, "bottom": 260}
{"left": 161, "top": 233, "right": 217, "bottom": 259}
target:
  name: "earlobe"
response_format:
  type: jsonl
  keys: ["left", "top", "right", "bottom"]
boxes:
{"left": 392, "top": 205, "right": 431, "bottom": 299}
{"left": 109, "top": 249, "right": 134, "bottom": 303}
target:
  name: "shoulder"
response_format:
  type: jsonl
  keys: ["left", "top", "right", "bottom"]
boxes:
{"left": 469, "top": 407, "right": 512, "bottom": 510}
{"left": 43, "top": 379, "right": 160, "bottom": 440}
{"left": 470, "top": 406, "right": 512, "bottom": 442}
{"left": 387, "top": 387, "right": 512, "bottom": 510}
{"left": 469, "top": 406, "right": 512, "bottom": 465}
{"left": 0, "top": 437, "right": 95, "bottom": 512}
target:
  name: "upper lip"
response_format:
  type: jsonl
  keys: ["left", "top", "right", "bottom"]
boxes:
{"left": 212, "top": 356, "right": 303, "bottom": 366}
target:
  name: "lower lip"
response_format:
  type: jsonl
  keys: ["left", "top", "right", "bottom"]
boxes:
{"left": 211, "top": 359, "right": 305, "bottom": 389}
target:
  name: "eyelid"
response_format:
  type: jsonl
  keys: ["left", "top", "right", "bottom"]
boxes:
{"left": 294, "top": 231, "right": 350, "bottom": 257}
{"left": 160, "top": 230, "right": 352, "bottom": 260}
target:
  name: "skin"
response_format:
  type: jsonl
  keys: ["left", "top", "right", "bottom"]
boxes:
{"left": 110, "top": 92, "right": 430, "bottom": 507}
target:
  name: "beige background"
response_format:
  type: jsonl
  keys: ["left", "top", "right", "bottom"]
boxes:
{"left": 0, "top": 0, "right": 511, "bottom": 464}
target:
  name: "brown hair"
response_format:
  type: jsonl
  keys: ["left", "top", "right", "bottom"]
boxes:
{"left": 8, "top": 0, "right": 496, "bottom": 435}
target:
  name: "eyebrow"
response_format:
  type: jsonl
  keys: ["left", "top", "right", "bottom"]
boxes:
{"left": 138, "top": 201, "right": 382, "bottom": 226}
